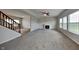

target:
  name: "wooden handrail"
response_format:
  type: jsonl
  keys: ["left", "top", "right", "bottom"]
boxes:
{"left": 0, "top": 11, "right": 21, "bottom": 33}
{"left": 0, "top": 11, "right": 19, "bottom": 24}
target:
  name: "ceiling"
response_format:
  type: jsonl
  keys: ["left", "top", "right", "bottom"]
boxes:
{"left": 21, "top": 9, "right": 65, "bottom": 18}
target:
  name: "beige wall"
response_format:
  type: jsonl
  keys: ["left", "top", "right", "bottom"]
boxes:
{"left": 30, "top": 16, "right": 41, "bottom": 31}
{"left": 30, "top": 17, "right": 57, "bottom": 31}
{"left": 39, "top": 17, "right": 57, "bottom": 30}
{"left": 22, "top": 16, "right": 31, "bottom": 29}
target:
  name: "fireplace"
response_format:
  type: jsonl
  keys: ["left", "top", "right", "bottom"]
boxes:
{"left": 45, "top": 25, "right": 49, "bottom": 29}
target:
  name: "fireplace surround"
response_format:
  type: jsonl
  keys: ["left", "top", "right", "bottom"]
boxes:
{"left": 45, "top": 25, "right": 50, "bottom": 29}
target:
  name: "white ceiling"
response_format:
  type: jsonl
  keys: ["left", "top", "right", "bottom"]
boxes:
{"left": 21, "top": 9, "right": 65, "bottom": 18}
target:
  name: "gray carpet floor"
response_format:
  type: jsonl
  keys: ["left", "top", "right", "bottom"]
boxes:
{"left": 0, "top": 30, "right": 79, "bottom": 50}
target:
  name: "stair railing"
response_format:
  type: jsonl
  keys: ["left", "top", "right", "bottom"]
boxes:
{"left": 0, "top": 11, "right": 21, "bottom": 33}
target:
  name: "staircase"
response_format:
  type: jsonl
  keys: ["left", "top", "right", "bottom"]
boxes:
{"left": 0, "top": 11, "right": 21, "bottom": 33}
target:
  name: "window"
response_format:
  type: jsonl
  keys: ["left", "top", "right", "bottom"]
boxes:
{"left": 63, "top": 16, "right": 67, "bottom": 30}
{"left": 68, "top": 11, "right": 79, "bottom": 34}
{"left": 59, "top": 18, "right": 63, "bottom": 28}
{"left": 6, "top": 19, "right": 12, "bottom": 24}
{"left": 59, "top": 11, "right": 79, "bottom": 35}
{"left": 14, "top": 19, "right": 20, "bottom": 23}
{"left": 6, "top": 19, "right": 20, "bottom": 24}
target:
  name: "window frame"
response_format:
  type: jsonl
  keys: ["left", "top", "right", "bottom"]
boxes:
{"left": 59, "top": 18, "right": 63, "bottom": 28}
{"left": 62, "top": 16, "right": 68, "bottom": 30}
